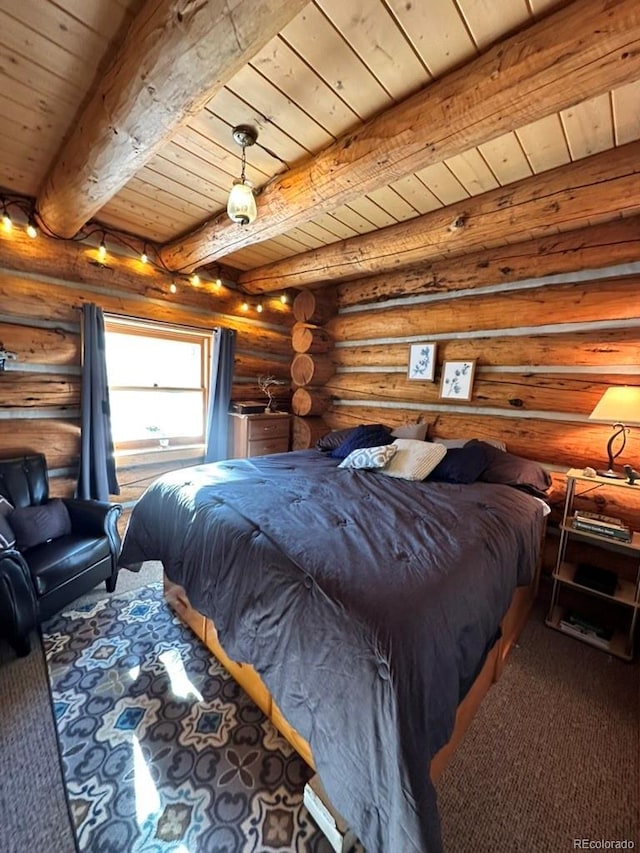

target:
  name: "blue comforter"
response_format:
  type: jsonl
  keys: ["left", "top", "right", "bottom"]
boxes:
{"left": 119, "top": 449, "right": 545, "bottom": 852}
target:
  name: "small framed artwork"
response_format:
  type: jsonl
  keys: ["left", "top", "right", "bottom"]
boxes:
{"left": 439, "top": 360, "right": 476, "bottom": 401}
{"left": 407, "top": 343, "right": 437, "bottom": 381}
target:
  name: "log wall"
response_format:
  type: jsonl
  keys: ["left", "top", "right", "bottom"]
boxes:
{"left": 309, "top": 219, "right": 640, "bottom": 575}
{"left": 0, "top": 229, "right": 293, "bottom": 531}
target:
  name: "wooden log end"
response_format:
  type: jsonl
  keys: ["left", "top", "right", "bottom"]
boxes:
{"left": 290, "top": 352, "right": 335, "bottom": 386}
{"left": 291, "top": 415, "right": 328, "bottom": 450}
{"left": 292, "top": 386, "right": 331, "bottom": 416}
{"left": 292, "top": 288, "right": 337, "bottom": 324}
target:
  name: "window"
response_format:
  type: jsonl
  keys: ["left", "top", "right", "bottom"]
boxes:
{"left": 104, "top": 317, "right": 210, "bottom": 449}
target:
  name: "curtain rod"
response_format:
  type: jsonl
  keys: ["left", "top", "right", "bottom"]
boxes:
{"left": 103, "top": 311, "right": 219, "bottom": 336}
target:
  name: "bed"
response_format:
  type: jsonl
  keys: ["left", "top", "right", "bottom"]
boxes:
{"left": 118, "top": 444, "right": 548, "bottom": 853}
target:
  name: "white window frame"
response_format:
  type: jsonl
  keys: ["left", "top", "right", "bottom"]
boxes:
{"left": 104, "top": 315, "right": 211, "bottom": 452}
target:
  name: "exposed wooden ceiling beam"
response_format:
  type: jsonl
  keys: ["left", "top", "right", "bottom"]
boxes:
{"left": 237, "top": 140, "right": 640, "bottom": 292}
{"left": 160, "top": 0, "right": 640, "bottom": 272}
{"left": 36, "top": 0, "right": 307, "bottom": 238}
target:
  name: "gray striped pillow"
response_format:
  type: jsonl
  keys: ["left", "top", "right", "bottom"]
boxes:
{"left": 379, "top": 439, "right": 447, "bottom": 481}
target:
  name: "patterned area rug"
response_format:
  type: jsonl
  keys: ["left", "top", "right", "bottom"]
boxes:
{"left": 42, "top": 583, "right": 333, "bottom": 852}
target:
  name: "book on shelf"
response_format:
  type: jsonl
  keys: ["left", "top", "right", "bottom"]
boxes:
{"left": 573, "top": 510, "right": 624, "bottom": 527}
{"left": 571, "top": 518, "right": 632, "bottom": 541}
{"left": 558, "top": 620, "right": 612, "bottom": 650}
{"left": 559, "top": 610, "right": 613, "bottom": 649}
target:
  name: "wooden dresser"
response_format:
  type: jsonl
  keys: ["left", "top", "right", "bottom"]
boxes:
{"left": 228, "top": 412, "right": 291, "bottom": 458}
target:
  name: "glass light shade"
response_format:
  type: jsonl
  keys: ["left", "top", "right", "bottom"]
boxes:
{"left": 227, "top": 180, "right": 257, "bottom": 225}
{"left": 588, "top": 386, "right": 640, "bottom": 425}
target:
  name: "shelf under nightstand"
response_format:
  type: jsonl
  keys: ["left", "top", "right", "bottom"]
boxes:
{"left": 546, "top": 468, "right": 640, "bottom": 661}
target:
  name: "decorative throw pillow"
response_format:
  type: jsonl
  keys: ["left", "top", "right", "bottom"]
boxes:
{"left": 0, "top": 496, "right": 15, "bottom": 549}
{"left": 9, "top": 499, "right": 72, "bottom": 551}
{"left": 338, "top": 443, "right": 398, "bottom": 470}
{"left": 391, "top": 423, "right": 428, "bottom": 441}
{"left": 330, "top": 424, "right": 393, "bottom": 459}
{"left": 316, "top": 427, "right": 360, "bottom": 452}
{"left": 428, "top": 444, "right": 489, "bottom": 484}
{"left": 379, "top": 439, "right": 447, "bottom": 481}
{"left": 467, "top": 440, "right": 552, "bottom": 498}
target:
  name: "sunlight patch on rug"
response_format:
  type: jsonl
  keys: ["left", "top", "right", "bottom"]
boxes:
{"left": 42, "top": 583, "right": 331, "bottom": 852}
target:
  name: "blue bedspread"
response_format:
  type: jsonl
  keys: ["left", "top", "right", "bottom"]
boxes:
{"left": 119, "top": 449, "right": 545, "bottom": 852}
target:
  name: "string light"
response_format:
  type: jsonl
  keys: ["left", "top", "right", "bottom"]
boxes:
{"left": 0, "top": 191, "right": 290, "bottom": 317}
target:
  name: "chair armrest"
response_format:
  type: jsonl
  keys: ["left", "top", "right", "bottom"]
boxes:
{"left": 63, "top": 499, "right": 123, "bottom": 556}
{"left": 0, "top": 549, "right": 38, "bottom": 644}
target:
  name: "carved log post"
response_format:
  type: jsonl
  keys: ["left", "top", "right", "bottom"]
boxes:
{"left": 291, "top": 322, "right": 334, "bottom": 354}
{"left": 292, "top": 387, "right": 332, "bottom": 417}
{"left": 288, "top": 287, "right": 338, "bottom": 447}
{"left": 291, "top": 353, "right": 335, "bottom": 387}
{"left": 292, "top": 288, "right": 337, "bottom": 325}
{"left": 292, "top": 416, "right": 328, "bottom": 451}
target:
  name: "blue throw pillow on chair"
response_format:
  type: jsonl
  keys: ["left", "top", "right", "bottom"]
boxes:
{"left": 9, "top": 499, "right": 72, "bottom": 551}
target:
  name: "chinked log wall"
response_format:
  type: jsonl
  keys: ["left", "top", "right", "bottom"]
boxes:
{"left": 302, "top": 216, "right": 640, "bottom": 575}
{"left": 0, "top": 229, "right": 293, "bottom": 531}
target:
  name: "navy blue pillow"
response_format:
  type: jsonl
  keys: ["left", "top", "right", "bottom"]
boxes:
{"left": 9, "top": 499, "right": 72, "bottom": 551}
{"left": 330, "top": 424, "right": 393, "bottom": 459}
{"left": 429, "top": 445, "right": 488, "bottom": 484}
{"left": 467, "top": 440, "right": 552, "bottom": 498}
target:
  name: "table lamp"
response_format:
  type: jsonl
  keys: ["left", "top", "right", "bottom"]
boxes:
{"left": 588, "top": 386, "right": 640, "bottom": 478}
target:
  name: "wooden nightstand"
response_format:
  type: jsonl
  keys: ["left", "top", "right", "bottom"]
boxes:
{"left": 546, "top": 468, "right": 640, "bottom": 660}
{"left": 228, "top": 412, "right": 291, "bottom": 458}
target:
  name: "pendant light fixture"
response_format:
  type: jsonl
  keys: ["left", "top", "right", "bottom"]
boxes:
{"left": 227, "top": 125, "right": 258, "bottom": 226}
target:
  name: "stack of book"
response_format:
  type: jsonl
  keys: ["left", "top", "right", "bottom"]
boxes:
{"left": 572, "top": 510, "right": 632, "bottom": 542}
{"left": 559, "top": 610, "right": 613, "bottom": 650}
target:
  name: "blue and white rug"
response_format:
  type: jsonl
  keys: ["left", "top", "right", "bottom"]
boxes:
{"left": 42, "top": 583, "right": 332, "bottom": 852}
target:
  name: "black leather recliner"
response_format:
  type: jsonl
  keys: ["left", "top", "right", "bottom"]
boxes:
{"left": 0, "top": 453, "right": 122, "bottom": 656}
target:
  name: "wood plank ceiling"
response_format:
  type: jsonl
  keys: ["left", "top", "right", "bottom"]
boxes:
{"left": 0, "top": 0, "right": 639, "bottom": 279}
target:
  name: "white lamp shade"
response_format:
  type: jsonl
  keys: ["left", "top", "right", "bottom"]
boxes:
{"left": 588, "top": 386, "right": 640, "bottom": 425}
{"left": 227, "top": 180, "right": 257, "bottom": 225}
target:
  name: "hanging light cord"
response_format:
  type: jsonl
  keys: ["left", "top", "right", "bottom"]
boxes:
{"left": 240, "top": 142, "right": 247, "bottom": 184}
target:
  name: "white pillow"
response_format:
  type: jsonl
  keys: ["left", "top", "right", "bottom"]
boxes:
{"left": 391, "top": 423, "right": 428, "bottom": 441}
{"left": 338, "top": 444, "right": 398, "bottom": 470}
{"left": 379, "top": 439, "right": 447, "bottom": 481}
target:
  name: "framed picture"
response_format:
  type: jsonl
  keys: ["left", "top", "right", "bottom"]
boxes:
{"left": 439, "top": 360, "right": 476, "bottom": 401}
{"left": 407, "top": 343, "right": 436, "bottom": 381}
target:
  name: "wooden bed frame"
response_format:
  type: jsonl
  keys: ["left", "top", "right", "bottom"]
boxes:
{"left": 164, "top": 558, "right": 540, "bottom": 784}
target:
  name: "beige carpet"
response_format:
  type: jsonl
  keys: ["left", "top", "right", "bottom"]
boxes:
{"left": 437, "top": 602, "right": 640, "bottom": 852}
